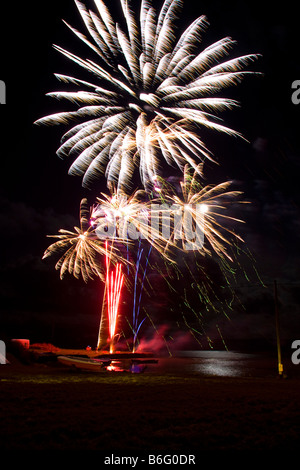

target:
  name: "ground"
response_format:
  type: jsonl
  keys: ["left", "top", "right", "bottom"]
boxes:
{"left": 1, "top": 350, "right": 300, "bottom": 462}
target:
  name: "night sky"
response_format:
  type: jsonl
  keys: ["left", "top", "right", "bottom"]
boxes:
{"left": 1, "top": 0, "right": 300, "bottom": 351}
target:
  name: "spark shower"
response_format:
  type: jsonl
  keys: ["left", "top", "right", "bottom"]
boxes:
{"left": 36, "top": 0, "right": 259, "bottom": 352}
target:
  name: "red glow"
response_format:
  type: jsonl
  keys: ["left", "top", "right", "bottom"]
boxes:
{"left": 105, "top": 241, "right": 124, "bottom": 353}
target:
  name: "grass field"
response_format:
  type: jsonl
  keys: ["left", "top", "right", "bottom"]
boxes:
{"left": 1, "top": 352, "right": 300, "bottom": 459}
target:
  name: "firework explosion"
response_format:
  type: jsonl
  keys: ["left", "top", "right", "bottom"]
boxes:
{"left": 37, "top": 0, "right": 260, "bottom": 352}
{"left": 43, "top": 198, "right": 110, "bottom": 282}
{"left": 35, "top": 0, "right": 258, "bottom": 193}
{"left": 156, "top": 164, "right": 247, "bottom": 260}
{"left": 91, "top": 189, "right": 179, "bottom": 261}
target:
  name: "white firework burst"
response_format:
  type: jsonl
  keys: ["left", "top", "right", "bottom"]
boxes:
{"left": 35, "top": 0, "right": 259, "bottom": 192}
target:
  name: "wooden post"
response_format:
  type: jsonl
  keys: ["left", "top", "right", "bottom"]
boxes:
{"left": 274, "top": 280, "right": 283, "bottom": 377}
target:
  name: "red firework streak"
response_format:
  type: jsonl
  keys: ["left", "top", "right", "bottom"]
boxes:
{"left": 105, "top": 241, "right": 124, "bottom": 353}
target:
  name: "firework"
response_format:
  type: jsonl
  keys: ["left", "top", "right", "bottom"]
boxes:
{"left": 131, "top": 241, "right": 152, "bottom": 351}
{"left": 155, "top": 164, "right": 247, "bottom": 260}
{"left": 35, "top": 0, "right": 259, "bottom": 192}
{"left": 43, "top": 198, "right": 115, "bottom": 282}
{"left": 36, "top": 0, "right": 261, "bottom": 354}
{"left": 92, "top": 189, "right": 178, "bottom": 260}
{"left": 92, "top": 189, "right": 147, "bottom": 241}
{"left": 104, "top": 244, "right": 125, "bottom": 353}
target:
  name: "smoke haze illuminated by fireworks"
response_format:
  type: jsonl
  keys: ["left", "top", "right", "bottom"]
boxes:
{"left": 35, "top": 0, "right": 259, "bottom": 193}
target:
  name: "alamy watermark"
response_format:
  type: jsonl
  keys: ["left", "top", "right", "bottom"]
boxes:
{"left": 94, "top": 203, "right": 206, "bottom": 251}
{"left": 291, "top": 80, "right": 300, "bottom": 105}
{"left": 0, "top": 340, "right": 6, "bottom": 364}
{"left": 0, "top": 80, "right": 6, "bottom": 104}
{"left": 291, "top": 340, "right": 300, "bottom": 365}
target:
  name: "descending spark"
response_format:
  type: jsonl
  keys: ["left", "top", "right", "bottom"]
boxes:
{"left": 35, "top": 0, "right": 259, "bottom": 192}
{"left": 42, "top": 198, "right": 114, "bottom": 281}
{"left": 216, "top": 324, "right": 229, "bottom": 350}
{"left": 132, "top": 241, "right": 152, "bottom": 351}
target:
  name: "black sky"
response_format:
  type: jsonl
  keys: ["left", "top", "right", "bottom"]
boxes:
{"left": 1, "top": 0, "right": 300, "bottom": 351}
